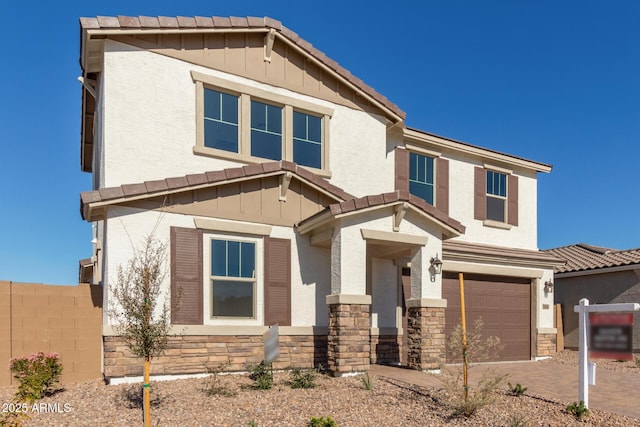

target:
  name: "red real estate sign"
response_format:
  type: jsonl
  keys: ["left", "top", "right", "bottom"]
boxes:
{"left": 589, "top": 313, "right": 634, "bottom": 361}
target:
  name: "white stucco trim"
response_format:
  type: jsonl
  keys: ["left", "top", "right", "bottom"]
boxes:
{"left": 443, "top": 261, "right": 544, "bottom": 278}
{"left": 326, "top": 294, "right": 372, "bottom": 305}
{"left": 194, "top": 217, "right": 272, "bottom": 236}
{"left": 406, "top": 298, "right": 448, "bottom": 308}
{"left": 405, "top": 143, "right": 441, "bottom": 158}
{"left": 360, "top": 228, "right": 428, "bottom": 246}
{"left": 483, "top": 162, "right": 513, "bottom": 175}
{"left": 536, "top": 327, "right": 558, "bottom": 335}
{"left": 482, "top": 220, "right": 512, "bottom": 230}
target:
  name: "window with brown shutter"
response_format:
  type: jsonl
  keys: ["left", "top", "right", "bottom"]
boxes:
{"left": 474, "top": 167, "right": 519, "bottom": 226}
{"left": 170, "top": 227, "right": 204, "bottom": 325}
{"left": 264, "top": 237, "right": 291, "bottom": 326}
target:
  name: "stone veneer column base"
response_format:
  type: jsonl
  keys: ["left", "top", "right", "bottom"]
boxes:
{"left": 536, "top": 333, "right": 557, "bottom": 357}
{"left": 327, "top": 302, "right": 371, "bottom": 377}
{"left": 407, "top": 305, "right": 446, "bottom": 371}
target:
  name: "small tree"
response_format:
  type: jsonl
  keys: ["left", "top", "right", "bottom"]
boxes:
{"left": 439, "top": 318, "right": 506, "bottom": 417}
{"left": 108, "top": 234, "right": 178, "bottom": 427}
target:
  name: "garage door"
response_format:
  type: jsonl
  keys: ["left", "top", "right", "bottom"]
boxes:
{"left": 443, "top": 272, "right": 531, "bottom": 362}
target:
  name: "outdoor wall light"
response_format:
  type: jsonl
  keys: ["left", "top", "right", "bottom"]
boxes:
{"left": 544, "top": 280, "right": 554, "bottom": 293}
{"left": 430, "top": 253, "right": 443, "bottom": 275}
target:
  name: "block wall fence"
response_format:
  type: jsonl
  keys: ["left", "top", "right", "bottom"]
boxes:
{"left": 0, "top": 281, "right": 103, "bottom": 386}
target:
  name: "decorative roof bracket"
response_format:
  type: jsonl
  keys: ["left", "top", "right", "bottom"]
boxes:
{"left": 279, "top": 171, "right": 292, "bottom": 201}
{"left": 393, "top": 202, "right": 408, "bottom": 232}
{"left": 264, "top": 28, "right": 276, "bottom": 63}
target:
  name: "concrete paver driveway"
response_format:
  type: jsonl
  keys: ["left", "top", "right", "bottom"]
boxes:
{"left": 370, "top": 361, "right": 640, "bottom": 419}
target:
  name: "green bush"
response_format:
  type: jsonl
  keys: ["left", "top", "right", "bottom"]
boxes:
{"left": 289, "top": 367, "right": 317, "bottom": 389}
{"left": 566, "top": 400, "right": 590, "bottom": 420}
{"left": 248, "top": 362, "right": 273, "bottom": 390}
{"left": 360, "top": 372, "right": 374, "bottom": 391}
{"left": 308, "top": 416, "right": 338, "bottom": 427}
{"left": 508, "top": 382, "right": 528, "bottom": 397}
{"left": 9, "top": 352, "right": 63, "bottom": 402}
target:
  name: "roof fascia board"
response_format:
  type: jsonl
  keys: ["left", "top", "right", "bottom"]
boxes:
{"left": 83, "top": 169, "right": 347, "bottom": 221}
{"left": 443, "top": 246, "right": 563, "bottom": 269}
{"left": 298, "top": 201, "right": 462, "bottom": 237}
{"left": 555, "top": 264, "right": 640, "bottom": 278}
{"left": 403, "top": 128, "right": 552, "bottom": 173}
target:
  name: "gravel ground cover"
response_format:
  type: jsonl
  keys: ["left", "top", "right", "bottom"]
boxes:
{"left": 1, "top": 351, "right": 638, "bottom": 426}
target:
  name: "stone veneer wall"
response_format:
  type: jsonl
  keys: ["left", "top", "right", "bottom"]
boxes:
{"left": 103, "top": 335, "right": 327, "bottom": 379}
{"left": 407, "top": 306, "right": 445, "bottom": 370}
{"left": 327, "top": 303, "right": 370, "bottom": 376}
{"left": 370, "top": 335, "right": 401, "bottom": 365}
{"left": 536, "top": 333, "right": 557, "bottom": 357}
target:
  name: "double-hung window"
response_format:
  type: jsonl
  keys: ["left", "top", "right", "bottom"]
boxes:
{"left": 409, "top": 152, "right": 435, "bottom": 205}
{"left": 193, "top": 71, "right": 333, "bottom": 175}
{"left": 293, "top": 111, "right": 322, "bottom": 169}
{"left": 210, "top": 239, "right": 256, "bottom": 318}
{"left": 250, "top": 101, "right": 282, "bottom": 160}
{"left": 486, "top": 170, "right": 507, "bottom": 222}
{"left": 204, "top": 89, "right": 239, "bottom": 153}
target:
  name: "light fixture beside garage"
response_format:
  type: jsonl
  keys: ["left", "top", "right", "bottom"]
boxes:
{"left": 544, "top": 280, "right": 554, "bottom": 293}
{"left": 430, "top": 253, "right": 443, "bottom": 276}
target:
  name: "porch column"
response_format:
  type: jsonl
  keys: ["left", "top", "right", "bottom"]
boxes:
{"left": 326, "top": 227, "right": 371, "bottom": 376}
{"left": 406, "top": 246, "right": 447, "bottom": 370}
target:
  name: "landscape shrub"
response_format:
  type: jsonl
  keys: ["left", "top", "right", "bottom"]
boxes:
{"left": 289, "top": 367, "right": 317, "bottom": 389}
{"left": 360, "top": 372, "right": 374, "bottom": 391}
{"left": 202, "top": 361, "right": 236, "bottom": 397}
{"left": 508, "top": 382, "right": 528, "bottom": 397}
{"left": 9, "top": 352, "right": 63, "bottom": 402}
{"left": 566, "top": 400, "right": 590, "bottom": 420}
{"left": 308, "top": 416, "right": 338, "bottom": 427}
{"left": 248, "top": 362, "right": 273, "bottom": 390}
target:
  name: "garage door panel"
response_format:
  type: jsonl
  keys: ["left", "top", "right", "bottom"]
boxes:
{"left": 443, "top": 273, "right": 531, "bottom": 362}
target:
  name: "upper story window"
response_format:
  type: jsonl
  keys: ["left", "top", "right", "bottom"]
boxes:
{"left": 204, "top": 89, "right": 239, "bottom": 152}
{"left": 293, "top": 111, "right": 322, "bottom": 169}
{"left": 474, "top": 165, "right": 518, "bottom": 228}
{"left": 250, "top": 101, "right": 282, "bottom": 161}
{"left": 486, "top": 170, "right": 507, "bottom": 222}
{"left": 193, "top": 71, "right": 333, "bottom": 176}
{"left": 409, "top": 152, "right": 435, "bottom": 205}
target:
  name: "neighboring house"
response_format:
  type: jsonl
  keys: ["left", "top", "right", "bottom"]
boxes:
{"left": 77, "top": 15, "right": 563, "bottom": 380}
{"left": 545, "top": 243, "right": 640, "bottom": 351}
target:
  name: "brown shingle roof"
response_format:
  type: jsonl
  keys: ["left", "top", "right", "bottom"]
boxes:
{"left": 80, "top": 161, "right": 355, "bottom": 220}
{"left": 298, "top": 190, "right": 466, "bottom": 235}
{"left": 80, "top": 15, "right": 406, "bottom": 120}
{"left": 544, "top": 243, "right": 640, "bottom": 274}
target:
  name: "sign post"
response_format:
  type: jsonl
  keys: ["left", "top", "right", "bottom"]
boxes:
{"left": 573, "top": 298, "right": 639, "bottom": 408}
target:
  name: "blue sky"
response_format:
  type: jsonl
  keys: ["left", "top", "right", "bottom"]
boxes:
{"left": 1, "top": 1, "right": 638, "bottom": 285}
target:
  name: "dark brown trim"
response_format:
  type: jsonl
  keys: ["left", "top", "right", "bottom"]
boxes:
{"left": 171, "top": 227, "right": 203, "bottom": 325}
{"left": 473, "top": 167, "right": 486, "bottom": 221}
{"left": 508, "top": 174, "right": 518, "bottom": 226}
{"left": 436, "top": 157, "right": 449, "bottom": 215}
{"left": 264, "top": 237, "right": 291, "bottom": 326}
{"left": 394, "top": 147, "right": 409, "bottom": 193}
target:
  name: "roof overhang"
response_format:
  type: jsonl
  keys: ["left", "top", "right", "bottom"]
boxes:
{"left": 403, "top": 127, "right": 553, "bottom": 173}
{"left": 443, "top": 240, "right": 565, "bottom": 270}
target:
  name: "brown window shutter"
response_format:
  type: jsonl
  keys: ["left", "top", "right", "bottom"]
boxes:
{"left": 170, "top": 226, "right": 203, "bottom": 325}
{"left": 508, "top": 174, "right": 519, "bottom": 226}
{"left": 264, "top": 236, "right": 291, "bottom": 326}
{"left": 436, "top": 157, "right": 449, "bottom": 215}
{"left": 474, "top": 167, "right": 487, "bottom": 220}
{"left": 395, "top": 147, "right": 409, "bottom": 192}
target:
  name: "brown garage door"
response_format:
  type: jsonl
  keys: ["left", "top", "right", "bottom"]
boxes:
{"left": 443, "top": 272, "right": 531, "bottom": 362}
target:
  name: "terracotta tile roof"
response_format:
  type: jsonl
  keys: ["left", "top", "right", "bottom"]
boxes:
{"left": 80, "top": 15, "right": 406, "bottom": 120}
{"left": 298, "top": 190, "right": 466, "bottom": 235}
{"left": 80, "top": 161, "right": 355, "bottom": 220}
{"left": 544, "top": 243, "right": 640, "bottom": 274}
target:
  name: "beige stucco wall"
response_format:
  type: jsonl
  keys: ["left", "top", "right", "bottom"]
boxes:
{"left": 555, "top": 268, "right": 640, "bottom": 350}
{"left": 0, "top": 281, "right": 103, "bottom": 386}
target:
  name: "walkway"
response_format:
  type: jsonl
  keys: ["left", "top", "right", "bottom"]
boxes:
{"left": 369, "top": 361, "right": 640, "bottom": 419}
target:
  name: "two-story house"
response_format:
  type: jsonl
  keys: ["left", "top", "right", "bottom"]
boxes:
{"left": 78, "top": 15, "right": 563, "bottom": 380}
